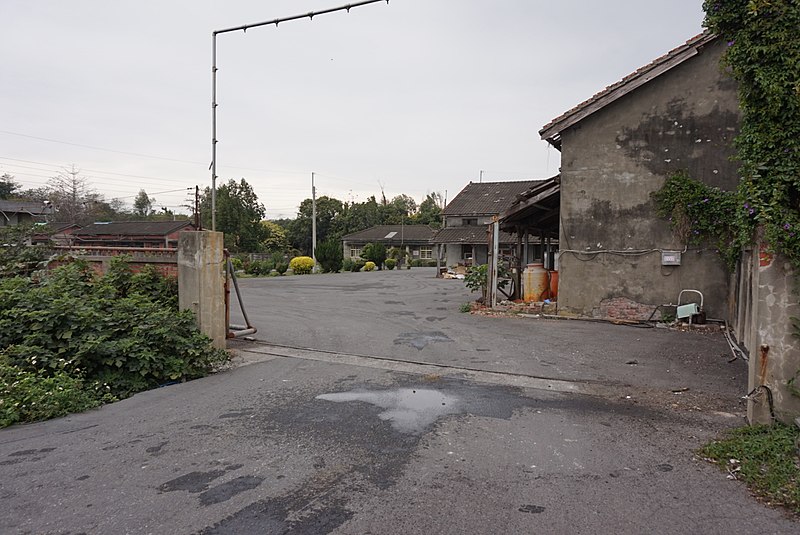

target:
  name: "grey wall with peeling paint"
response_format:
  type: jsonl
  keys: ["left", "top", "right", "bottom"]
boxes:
{"left": 738, "top": 247, "right": 800, "bottom": 424}
{"left": 556, "top": 38, "right": 741, "bottom": 320}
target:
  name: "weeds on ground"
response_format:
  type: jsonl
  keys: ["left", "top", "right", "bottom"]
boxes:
{"left": 699, "top": 423, "right": 800, "bottom": 514}
{"left": 459, "top": 302, "right": 472, "bottom": 313}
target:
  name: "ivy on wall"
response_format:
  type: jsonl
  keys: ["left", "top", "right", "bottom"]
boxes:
{"left": 702, "top": 0, "right": 800, "bottom": 269}
{"left": 652, "top": 171, "right": 743, "bottom": 269}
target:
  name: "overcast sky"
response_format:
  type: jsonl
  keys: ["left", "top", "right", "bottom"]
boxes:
{"left": 1, "top": 0, "right": 706, "bottom": 219}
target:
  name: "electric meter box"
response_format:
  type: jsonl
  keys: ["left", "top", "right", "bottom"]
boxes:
{"left": 661, "top": 250, "right": 682, "bottom": 266}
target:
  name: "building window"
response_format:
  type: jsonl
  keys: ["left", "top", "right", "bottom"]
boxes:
{"left": 420, "top": 246, "right": 433, "bottom": 259}
{"left": 461, "top": 245, "right": 473, "bottom": 260}
{"left": 350, "top": 247, "right": 361, "bottom": 259}
{"left": 462, "top": 218, "right": 478, "bottom": 226}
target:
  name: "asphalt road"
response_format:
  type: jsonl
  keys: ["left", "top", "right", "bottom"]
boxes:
{"left": 1, "top": 268, "right": 796, "bottom": 534}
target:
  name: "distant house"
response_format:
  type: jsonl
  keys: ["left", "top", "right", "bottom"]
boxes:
{"left": 31, "top": 222, "right": 81, "bottom": 246}
{"left": 341, "top": 225, "right": 436, "bottom": 263}
{"left": 71, "top": 221, "right": 196, "bottom": 248}
{"left": 0, "top": 200, "right": 53, "bottom": 227}
{"left": 504, "top": 32, "right": 740, "bottom": 320}
{"left": 432, "top": 180, "right": 543, "bottom": 267}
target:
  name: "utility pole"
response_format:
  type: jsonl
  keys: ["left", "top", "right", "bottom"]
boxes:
{"left": 312, "top": 172, "right": 317, "bottom": 272}
{"left": 195, "top": 185, "right": 201, "bottom": 229}
{"left": 479, "top": 170, "right": 484, "bottom": 183}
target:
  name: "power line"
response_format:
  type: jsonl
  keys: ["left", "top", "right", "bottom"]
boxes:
{"left": 0, "top": 131, "right": 308, "bottom": 175}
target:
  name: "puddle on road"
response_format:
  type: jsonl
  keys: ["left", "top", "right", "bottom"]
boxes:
{"left": 393, "top": 331, "right": 453, "bottom": 351}
{"left": 316, "top": 388, "right": 460, "bottom": 434}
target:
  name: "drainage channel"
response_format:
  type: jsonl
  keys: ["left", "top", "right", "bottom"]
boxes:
{"left": 230, "top": 341, "right": 612, "bottom": 396}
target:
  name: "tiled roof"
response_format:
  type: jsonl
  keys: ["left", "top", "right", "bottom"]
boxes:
{"left": 442, "top": 181, "right": 543, "bottom": 216}
{"left": 0, "top": 200, "right": 54, "bottom": 215}
{"left": 341, "top": 225, "right": 435, "bottom": 243}
{"left": 73, "top": 220, "right": 194, "bottom": 236}
{"left": 540, "top": 31, "right": 717, "bottom": 148}
{"left": 431, "top": 226, "right": 517, "bottom": 245}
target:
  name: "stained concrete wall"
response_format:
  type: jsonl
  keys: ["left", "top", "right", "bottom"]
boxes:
{"left": 178, "top": 231, "right": 226, "bottom": 349}
{"left": 736, "top": 247, "right": 800, "bottom": 424}
{"left": 557, "top": 38, "right": 741, "bottom": 320}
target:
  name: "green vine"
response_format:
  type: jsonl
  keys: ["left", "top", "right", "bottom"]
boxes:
{"left": 703, "top": 0, "right": 800, "bottom": 270}
{"left": 652, "top": 171, "right": 747, "bottom": 270}
{"left": 701, "top": 1, "right": 800, "bottom": 399}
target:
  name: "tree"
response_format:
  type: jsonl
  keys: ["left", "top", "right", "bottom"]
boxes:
{"left": 200, "top": 178, "right": 267, "bottom": 252}
{"left": 260, "top": 221, "right": 289, "bottom": 252}
{"left": 316, "top": 238, "right": 343, "bottom": 273}
{"left": 133, "top": 189, "right": 155, "bottom": 218}
{"left": 0, "top": 173, "right": 19, "bottom": 199}
{"left": 336, "top": 196, "right": 382, "bottom": 237}
{"left": 287, "top": 196, "right": 344, "bottom": 255}
{"left": 361, "top": 242, "right": 387, "bottom": 270}
{"left": 381, "top": 194, "right": 417, "bottom": 224}
{"left": 415, "top": 192, "right": 444, "bottom": 227}
{"left": 47, "top": 165, "right": 94, "bottom": 224}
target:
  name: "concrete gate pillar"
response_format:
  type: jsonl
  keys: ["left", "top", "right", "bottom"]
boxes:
{"left": 178, "top": 231, "right": 226, "bottom": 349}
{"left": 746, "top": 245, "right": 800, "bottom": 424}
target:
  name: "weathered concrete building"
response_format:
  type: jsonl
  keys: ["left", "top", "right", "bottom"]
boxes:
{"left": 539, "top": 32, "right": 740, "bottom": 320}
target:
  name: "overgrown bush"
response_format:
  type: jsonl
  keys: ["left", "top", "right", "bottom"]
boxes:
{"left": 385, "top": 258, "right": 397, "bottom": 270}
{"left": 363, "top": 261, "right": 376, "bottom": 272}
{"left": 316, "top": 239, "right": 343, "bottom": 273}
{"left": 0, "top": 360, "right": 115, "bottom": 428}
{"left": 275, "top": 262, "right": 288, "bottom": 275}
{"left": 0, "top": 225, "right": 53, "bottom": 279}
{"left": 230, "top": 257, "right": 244, "bottom": 271}
{"left": 342, "top": 258, "right": 354, "bottom": 272}
{"left": 0, "top": 259, "right": 228, "bottom": 426}
{"left": 411, "top": 259, "right": 438, "bottom": 267}
{"left": 289, "top": 256, "right": 314, "bottom": 274}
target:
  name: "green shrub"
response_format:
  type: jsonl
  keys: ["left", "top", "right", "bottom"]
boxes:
{"left": 316, "top": 239, "right": 343, "bottom": 273}
{"left": 0, "top": 359, "right": 115, "bottom": 428}
{"left": 363, "top": 261, "right": 376, "bottom": 272}
{"left": 411, "top": 259, "right": 438, "bottom": 267}
{"left": 342, "top": 258, "right": 354, "bottom": 272}
{"left": 245, "top": 260, "right": 273, "bottom": 276}
{"left": 0, "top": 225, "right": 53, "bottom": 279}
{"left": 385, "top": 258, "right": 397, "bottom": 270}
{"left": 289, "top": 256, "right": 314, "bottom": 274}
{"left": 361, "top": 243, "right": 386, "bottom": 270}
{"left": 0, "top": 260, "right": 228, "bottom": 425}
{"left": 275, "top": 262, "right": 288, "bottom": 275}
{"left": 350, "top": 259, "right": 365, "bottom": 272}
{"left": 230, "top": 257, "right": 244, "bottom": 271}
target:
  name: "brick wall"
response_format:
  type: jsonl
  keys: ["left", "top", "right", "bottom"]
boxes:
{"left": 51, "top": 246, "right": 179, "bottom": 278}
{"left": 595, "top": 296, "right": 660, "bottom": 321}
